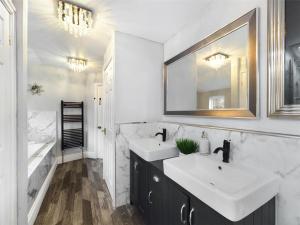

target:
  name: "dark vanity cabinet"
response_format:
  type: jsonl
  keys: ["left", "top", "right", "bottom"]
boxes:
{"left": 149, "top": 166, "right": 167, "bottom": 225}
{"left": 166, "top": 179, "right": 228, "bottom": 225}
{"left": 130, "top": 152, "right": 150, "bottom": 221}
{"left": 130, "top": 151, "right": 167, "bottom": 225}
{"left": 130, "top": 151, "right": 275, "bottom": 225}
{"left": 166, "top": 181, "right": 189, "bottom": 225}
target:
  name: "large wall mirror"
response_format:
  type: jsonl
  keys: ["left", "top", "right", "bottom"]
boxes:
{"left": 268, "top": 0, "right": 300, "bottom": 116}
{"left": 164, "top": 9, "right": 257, "bottom": 118}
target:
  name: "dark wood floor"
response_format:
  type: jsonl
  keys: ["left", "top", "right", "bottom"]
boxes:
{"left": 34, "top": 159, "right": 144, "bottom": 225}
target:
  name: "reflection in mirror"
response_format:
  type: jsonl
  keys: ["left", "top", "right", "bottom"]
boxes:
{"left": 285, "top": 0, "right": 300, "bottom": 105}
{"left": 166, "top": 25, "right": 249, "bottom": 111}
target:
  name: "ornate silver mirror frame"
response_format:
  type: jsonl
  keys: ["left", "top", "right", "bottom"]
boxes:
{"left": 268, "top": 0, "right": 300, "bottom": 116}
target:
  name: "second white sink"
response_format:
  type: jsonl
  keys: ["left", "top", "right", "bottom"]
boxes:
{"left": 164, "top": 154, "right": 280, "bottom": 222}
{"left": 129, "top": 138, "right": 178, "bottom": 161}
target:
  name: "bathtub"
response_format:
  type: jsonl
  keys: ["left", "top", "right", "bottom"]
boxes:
{"left": 28, "top": 111, "right": 57, "bottom": 225}
{"left": 28, "top": 142, "right": 45, "bottom": 159}
{"left": 28, "top": 140, "right": 56, "bottom": 225}
{"left": 28, "top": 141, "right": 56, "bottom": 178}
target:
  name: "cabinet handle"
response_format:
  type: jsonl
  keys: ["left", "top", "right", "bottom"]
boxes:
{"left": 148, "top": 191, "right": 153, "bottom": 204}
{"left": 180, "top": 203, "right": 187, "bottom": 224}
{"left": 134, "top": 161, "right": 138, "bottom": 171}
{"left": 153, "top": 175, "right": 160, "bottom": 183}
{"left": 189, "top": 208, "right": 195, "bottom": 225}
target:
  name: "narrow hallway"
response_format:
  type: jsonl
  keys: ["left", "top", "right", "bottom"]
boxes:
{"left": 34, "top": 159, "right": 144, "bottom": 225}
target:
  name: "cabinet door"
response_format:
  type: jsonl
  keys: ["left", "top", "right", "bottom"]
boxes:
{"left": 130, "top": 152, "right": 138, "bottom": 205}
{"left": 130, "top": 152, "right": 150, "bottom": 220}
{"left": 137, "top": 156, "right": 150, "bottom": 218}
{"left": 167, "top": 180, "right": 189, "bottom": 225}
{"left": 149, "top": 166, "right": 167, "bottom": 225}
{"left": 189, "top": 195, "right": 231, "bottom": 225}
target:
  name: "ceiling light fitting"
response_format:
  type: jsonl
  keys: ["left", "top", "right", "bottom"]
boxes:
{"left": 67, "top": 57, "right": 88, "bottom": 72}
{"left": 205, "top": 52, "right": 229, "bottom": 69}
{"left": 58, "top": 1, "right": 93, "bottom": 37}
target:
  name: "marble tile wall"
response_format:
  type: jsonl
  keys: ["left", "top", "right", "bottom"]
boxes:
{"left": 115, "top": 122, "right": 300, "bottom": 225}
{"left": 28, "top": 111, "right": 57, "bottom": 143}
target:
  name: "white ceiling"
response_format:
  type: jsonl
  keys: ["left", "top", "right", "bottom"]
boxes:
{"left": 28, "top": 0, "right": 213, "bottom": 73}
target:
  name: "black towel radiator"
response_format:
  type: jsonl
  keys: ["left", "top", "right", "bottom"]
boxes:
{"left": 61, "top": 101, "right": 84, "bottom": 163}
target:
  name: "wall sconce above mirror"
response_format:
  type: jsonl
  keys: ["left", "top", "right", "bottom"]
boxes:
{"left": 164, "top": 9, "right": 258, "bottom": 118}
{"left": 268, "top": 0, "right": 300, "bottom": 116}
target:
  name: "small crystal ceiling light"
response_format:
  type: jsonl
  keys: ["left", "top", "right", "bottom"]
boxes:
{"left": 58, "top": 1, "right": 93, "bottom": 37}
{"left": 67, "top": 57, "right": 88, "bottom": 72}
{"left": 205, "top": 52, "right": 229, "bottom": 70}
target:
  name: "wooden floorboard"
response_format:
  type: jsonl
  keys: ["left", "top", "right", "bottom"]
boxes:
{"left": 34, "top": 159, "right": 144, "bottom": 225}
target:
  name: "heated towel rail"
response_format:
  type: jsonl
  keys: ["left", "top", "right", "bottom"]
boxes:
{"left": 61, "top": 101, "right": 84, "bottom": 163}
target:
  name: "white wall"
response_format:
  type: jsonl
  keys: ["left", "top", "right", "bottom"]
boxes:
{"left": 28, "top": 65, "right": 87, "bottom": 111}
{"left": 27, "top": 63, "right": 100, "bottom": 158}
{"left": 163, "top": 0, "right": 300, "bottom": 136}
{"left": 114, "top": 32, "right": 163, "bottom": 123}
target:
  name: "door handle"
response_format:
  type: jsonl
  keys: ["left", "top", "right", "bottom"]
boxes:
{"left": 153, "top": 175, "right": 160, "bottom": 183}
{"left": 189, "top": 208, "right": 195, "bottom": 225}
{"left": 134, "top": 161, "right": 138, "bottom": 171}
{"left": 97, "top": 126, "right": 102, "bottom": 129}
{"left": 180, "top": 203, "right": 187, "bottom": 224}
{"left": 148, "top": 191, "right": 153, "bottom": 204}
{"left": 102, "top": 128, "right": 107, "bottom": 135}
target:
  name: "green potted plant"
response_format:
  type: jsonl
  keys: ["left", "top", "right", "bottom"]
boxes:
{"left": 176, "top": 138, "right": 199, "bottom": 156}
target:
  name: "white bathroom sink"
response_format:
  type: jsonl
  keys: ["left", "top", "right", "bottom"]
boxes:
{"left": 129, "top": 138, "right": 178, "bottom": 161}
{"left": 163, "top": 154, "right": 280, "bottom": 222}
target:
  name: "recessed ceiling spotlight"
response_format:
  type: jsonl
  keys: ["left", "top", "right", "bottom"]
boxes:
{"left": 67, "top": 57, "right": 88, "bottom": 72}
{"left": 58, "top": 1, "right": 93, "bottom": 37}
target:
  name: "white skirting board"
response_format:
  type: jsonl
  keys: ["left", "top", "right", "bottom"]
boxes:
{"left": 28, "top": 159, "right": 57, "bottom": 225}
{"left": 57, "top": 151, "right": 99, "bottom": 164}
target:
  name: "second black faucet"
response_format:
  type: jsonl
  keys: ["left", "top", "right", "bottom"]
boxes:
{"left": 213, "top": 140, "right": 230, "bottom": 163}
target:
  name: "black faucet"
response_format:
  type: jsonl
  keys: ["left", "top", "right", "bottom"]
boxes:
{"left": 155, "top": 128, "right": 167, "bottom": 142}
{"left": 213, "top": 140, "right": 230, "bottom": 163}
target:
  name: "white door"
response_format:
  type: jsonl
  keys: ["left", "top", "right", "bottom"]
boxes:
{"left": 102, "top": 60, "right": 116, "bottom": 206}
{"left": 0, "top": 1, "right": 17, "bottom": 224}
{"left": 95, "top": 83, "right": 103, "bottom": 158}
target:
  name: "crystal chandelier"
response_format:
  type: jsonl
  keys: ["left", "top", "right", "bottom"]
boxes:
{"left": 205, "top": 52, "right": 229, "bottom": 70}
{"left": 67, "top": 57, "right": 88, "bottom": 72}
{"left": 58, "top": 1, "right": 93, "bottom": 37}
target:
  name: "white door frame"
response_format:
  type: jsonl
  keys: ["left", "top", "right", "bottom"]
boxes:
{"left": 12, "top": 0, "right": 29, "bottom": 224}
{"left": 94, "top": 82, "right": 103, "bottom": 158}
{"left": 102, "top": 58, "right": 116, "bottom": 207}
{"left": 0, "top": 0, "right": 17, "bottom": 224}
